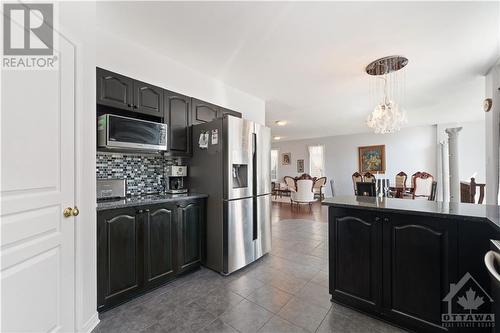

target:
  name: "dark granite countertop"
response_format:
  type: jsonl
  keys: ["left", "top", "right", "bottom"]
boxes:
{"left": 97, "top": 192, "right": 208, "bottom": 211}
{"left": 322, "top": 196, "right": 500, "bottom": 229}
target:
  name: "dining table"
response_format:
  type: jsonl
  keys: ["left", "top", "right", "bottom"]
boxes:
{"left": 388, "top": 186, "right": 414, "bottom": 198}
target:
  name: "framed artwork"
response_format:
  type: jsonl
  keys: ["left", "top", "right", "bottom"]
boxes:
{"left": 282, "top": 152, "right": 291, "bottom": 165}
{"left": 358, "top": 145, "right": 386, "bottom": 173}
{"left": 297, "top": 159, "right": 304, "bottom": 173}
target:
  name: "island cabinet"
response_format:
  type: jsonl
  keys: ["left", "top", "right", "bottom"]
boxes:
{"left": 330, "top": 207, "right": 458, "bottom": 333}
{"left": 97, "top": 198, "right": 205, "bottom": 312}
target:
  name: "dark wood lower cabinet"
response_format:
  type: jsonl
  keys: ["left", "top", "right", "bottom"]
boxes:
{"left": 97, "top": 208, "right": 143, "bottom": 310}
{"left": 330, "top": 207, "right": 458, "bottom": 333}
{"left": 330, "top": 208, "right": 382, "bottom": 314}
{"left": 177, "top": 202, "right": 202, "bottom": 274}
{"left": 144, "top": 206, "right": 175, "bottom": 287}
{"left": 382, "top": 213, "right": 457, "bottom": 332}
{"left": 97, "top": 199, "right": 205, "bottom": 312}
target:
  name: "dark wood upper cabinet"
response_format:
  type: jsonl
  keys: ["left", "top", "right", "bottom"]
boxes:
{"left": 96, "top": 68, "right": 134, "bottom": 111}
{"left": 133, "top": 81, "right": 164, "bottom": 117}
{"left": 97, "top": 208, "right": 142, "bottom": 310}
{"left": 220, "top": 107, "right": 242, "bottom": 119}
{"left": 330, "top": 207, "right": 382, "bottom": 314}
{"left": 164, "top": 91, "right": 191, "bottom": 156}
{"left": 382, "top": 213, "right": 456, "bottom": 332}
{"left": 177, "top": 202, "right": 203, "bottom": 273}
{"left": 144, "top": 206, "right": 175, "bottom": 286}
{"left": 191, "top": 98, "right": 220, "bottom": 125}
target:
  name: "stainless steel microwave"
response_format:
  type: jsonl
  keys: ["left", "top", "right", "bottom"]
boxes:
{"left": 97, "top": 114, "right": 167, "bottom": 151}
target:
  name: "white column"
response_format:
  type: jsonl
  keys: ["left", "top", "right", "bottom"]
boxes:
{"left": 439, "top": 141, "right": 450, "bottom": 202}
{"left": 445, "top": 127, "right": 462, "bottom": 202}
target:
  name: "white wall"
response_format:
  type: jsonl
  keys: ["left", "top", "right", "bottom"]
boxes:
{"left": 95, "top": 28, "right": 265, "bottom": 125}
{"left": 272, "top": 125, "right": 437, "bottom": 197}
{"left": 485, "top": 63, "right": 500, "bottom": 204}
{"left": 60, "top": 2, "right": 99, "bottom": 332}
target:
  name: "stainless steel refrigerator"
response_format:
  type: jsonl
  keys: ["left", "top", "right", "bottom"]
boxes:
{"left": 191, "top": 116, "right": 272, "bottom": 275}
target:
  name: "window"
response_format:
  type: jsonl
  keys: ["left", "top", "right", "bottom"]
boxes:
{"left": 309, "top": 145, "right": 325, "bottom": 178}
{"left": 271, "top": 149, "right": 279, "bottom": 181}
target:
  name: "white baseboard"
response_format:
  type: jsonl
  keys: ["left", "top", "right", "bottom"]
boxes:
{"left": 80, "top": 312, "right": 99, "bottom": 333}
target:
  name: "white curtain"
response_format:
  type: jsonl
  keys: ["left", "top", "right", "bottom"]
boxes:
{"left": 308, "top": 145, "right": 325, "bottom": 178}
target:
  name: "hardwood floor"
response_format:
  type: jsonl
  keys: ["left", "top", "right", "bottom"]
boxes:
{"left": 271, "top": 198, "right": 327, "bottom": 223}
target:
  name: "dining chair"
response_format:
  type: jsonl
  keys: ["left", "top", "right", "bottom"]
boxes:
{"left": 284, "top": 176, "right": 296, "bottom": 192}
{"left": 413, "top": 172, "right": 434, "bottom": 199}
{"left": 389, "top": 171, "right": 407, "bottom": 198}
{"left": 356, "top": 182, "right": 376, "bottom": 197}
{"left": 313, "top": 177, "right": 327, "bottom": 200}
{"left": 363, "top": 172, "right": 376, "bottom": 183}
{"left": 291, "top": 179, "right": 316, "bottom": 210}
{"left": 352, "top": 172, "right": 363, "bottom": 195}
{"left": 460, "top": 177, "right": 486, "bottom": 204}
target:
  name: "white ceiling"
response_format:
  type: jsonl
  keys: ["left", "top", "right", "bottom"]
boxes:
{"left": 97, "top": 1, "right": 499, "bottom": 141}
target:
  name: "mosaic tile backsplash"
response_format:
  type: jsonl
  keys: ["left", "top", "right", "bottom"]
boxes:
{"left": 97, "top": 153, "right": 167, "bottom": 196}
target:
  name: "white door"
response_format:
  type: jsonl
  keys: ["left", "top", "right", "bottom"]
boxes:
{"left": 1, "top": 35, "right": 76, "bottom": 331}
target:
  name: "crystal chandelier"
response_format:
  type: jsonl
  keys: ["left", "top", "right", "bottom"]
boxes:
{"left": 366, "top": 56, "right": 408, "bottom": 134}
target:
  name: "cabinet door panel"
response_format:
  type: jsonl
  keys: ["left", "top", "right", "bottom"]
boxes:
{"left": 145, "top": 207, "right": 175, "bottom": 284}
{"left": 96, "top": 68, "right": 133, "bottom": 111}
{"left": 192, "top": 99, "right": 219, "bottom": 125}
{"left": 383, "top": 213, "right": 457, "bottom": 332}
{"left": 134, "top": 81, "right": 164, "bottom": 117}
{"left": 165, "top": 92, "right": 191, "bottom": 155}
{"left": 178, "top": 202, "right": 202, "bottom": 273}
{"left": 97, "top": 208, "right": 142, "bottom": 310}
{"left": 330, "top": 207, "right": 382, "bottom": 313}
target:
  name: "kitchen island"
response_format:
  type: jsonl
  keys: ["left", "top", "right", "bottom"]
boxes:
{"left": 323, "top": 196, "right": 500, "bottom": 333}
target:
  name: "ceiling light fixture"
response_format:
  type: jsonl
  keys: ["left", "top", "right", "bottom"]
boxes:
{"left": 273, "top": 136, "right": 282, "bottom": 140}
{"left": 366, "top": 56, "right": 408, "bottom": 134}
{"left": 275, "top": 120, "right": 287, "bottom": 126}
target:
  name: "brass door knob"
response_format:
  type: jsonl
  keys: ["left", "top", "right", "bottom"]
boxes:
{"left": 63, "top": 206, "right": 79, "bottom": 217}
{"left": 63, "top": 207, "right": 73, "bottom": 217}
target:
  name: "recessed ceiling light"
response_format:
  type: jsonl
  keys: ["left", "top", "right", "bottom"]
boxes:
{"left": 273, "top": 136, "right": 282, "bottom": 140}
{"left": 275, "top": 120, "right": 287, "bottom": 126}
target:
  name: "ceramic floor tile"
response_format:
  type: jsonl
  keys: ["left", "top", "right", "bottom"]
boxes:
{"left": 226, "top": 274, "right": 265, "bottom": 297}
{"left": 246, "top": 284, "right": 293, "bottom": 313}
{"left": 277, "top": 297, "right": 329, "bottom": 332}
{"left": 199, "top": 318, "right": 238, "bottom": 333}
{"left": 258, "top": 315, "right": 308, "bottom": 333}
{"left": 295, "top": 281, "right": 333, "bottom": 310}
{"left": 194, "top": 288, "right": 244, "bottom": 316}
{"left": 219, "top": 299, "right": 273, "bottom": 333}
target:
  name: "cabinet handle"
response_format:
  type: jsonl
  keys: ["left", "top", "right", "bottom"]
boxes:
{"left": 137, "top": 209, "right": 143, "bottom": 214}
{"left": 133, "top": 105, "right": 138, "bottom": 109}
{"left": 384, "top": 218, "right": 389, "bottom": 223}
{"left": 144, "top": 209, "right": 150, "bottom": 212}
{"left": 375, "top": 217, "right": 380, "bottom": 222}
{"left": 127, "top": 103, "right": 132, "bottom": 107}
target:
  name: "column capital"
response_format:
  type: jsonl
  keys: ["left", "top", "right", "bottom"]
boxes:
{"left": 445, "top": 127, "right": 463, "bottom": 136}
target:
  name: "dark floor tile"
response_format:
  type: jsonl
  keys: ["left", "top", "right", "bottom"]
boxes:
{"left": 226, "top": 274, "right": 265, "bottom": 297}
{"left": 246, "top": 284, "right": 293, "bottom": 313}
{"left": 277, "top": 297, "right": 329, "bottom": 332}
{"left": 199, "top": 318, "right": 238, "bottom": 333}
{"left": 194, "top": 288, "right": 244, "bottom": 316}
{"left": 220, "top": 299, "right": 273, "bottom": 333}
{"left": 295, "top": 281, "right": 332, "bottom": 310}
